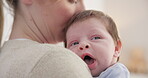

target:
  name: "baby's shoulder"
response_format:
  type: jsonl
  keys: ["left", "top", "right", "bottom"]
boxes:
{"left": 98, "top": 63, "right": 130, "bottom": 78}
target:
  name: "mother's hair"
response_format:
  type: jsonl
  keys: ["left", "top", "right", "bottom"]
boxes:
{"left": 0, "top": 0, "right": 4, "bottom": 45}
{"left": 0, "top": 0, "right": 17, "bottom": 45}
{"left": 6, "top": 0, "right": 18, "bottom": 12}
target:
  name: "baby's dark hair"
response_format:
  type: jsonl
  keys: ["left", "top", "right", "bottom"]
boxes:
{"left": 64, "top": 10, "right": 121, "bottom": 61}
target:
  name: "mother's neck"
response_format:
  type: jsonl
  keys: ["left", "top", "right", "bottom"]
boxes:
{"left": 9, "top": 10, "right": 59, "bottom": 44}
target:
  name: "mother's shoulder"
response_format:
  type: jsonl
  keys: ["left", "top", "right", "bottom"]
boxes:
{"left": 0, "top": 40, "right": 81, "bottom": 78}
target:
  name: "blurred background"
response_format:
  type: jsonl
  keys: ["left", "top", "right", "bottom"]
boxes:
{"left": 2, "top": 0, "right": 148, "bottom": 78}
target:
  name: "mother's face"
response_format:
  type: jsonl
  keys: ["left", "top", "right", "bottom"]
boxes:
{"left": 30, "top": 0, "right": 85, "bottom": 42}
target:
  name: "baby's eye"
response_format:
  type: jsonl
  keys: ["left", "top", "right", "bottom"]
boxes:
{"left": 70, "top": 41, "right": 79, "bottom": 46}
{"left": 91, "top": 36, "right": 101, "bottom": 40}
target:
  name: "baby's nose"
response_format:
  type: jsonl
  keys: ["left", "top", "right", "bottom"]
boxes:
{"left": 79, "top": 44, "right": 90, "bottom": 50}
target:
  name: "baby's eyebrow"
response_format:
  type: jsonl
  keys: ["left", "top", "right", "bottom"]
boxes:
{"left": 67, "top": 36, "right": 74, "bottom": 41}
{"left": 89, "top": 29, "right": 104, "bottom": 34}
{"left": 66, "top": 37, "right": 75, "bottom": 43}
{"left": 67, "top": 34, "right": 79, "bottom": 40}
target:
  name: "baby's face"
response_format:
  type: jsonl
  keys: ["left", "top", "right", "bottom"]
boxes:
{"left": 66, "top": 18, "right": 118, "bottom": 77}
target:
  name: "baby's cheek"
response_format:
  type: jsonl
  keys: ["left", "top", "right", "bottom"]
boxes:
{"left": 70, "top": 49, "right": 79, "bottom": 55}
{"left": 70, "top": 49, "right": 76, "bottom": 53}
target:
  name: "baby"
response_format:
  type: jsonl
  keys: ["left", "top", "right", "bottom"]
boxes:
{"left": 64, "top": 10, "right": 130, "bottom": 78}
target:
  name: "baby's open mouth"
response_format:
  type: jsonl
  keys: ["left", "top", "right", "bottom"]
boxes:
{"left": 81, "top": 53, "right": 96, "bottom": 70}
{"left": 83, "top": 55, "right": 95, "bottom": 65}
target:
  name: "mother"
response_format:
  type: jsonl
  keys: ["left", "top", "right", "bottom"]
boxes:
{"left": 0, "top": 0, "right": 92, "bottom": 78}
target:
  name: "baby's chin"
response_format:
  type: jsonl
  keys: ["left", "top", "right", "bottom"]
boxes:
{"left": 91, "top": 69, "right": 101, "bottom": 77}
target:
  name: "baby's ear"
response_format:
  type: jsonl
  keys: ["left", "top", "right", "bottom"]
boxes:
{"left": 21, "top": 0, "right": 32, "bottom": 5}
{"left": 113, "top": 40, "right": 122, "bottom": 57}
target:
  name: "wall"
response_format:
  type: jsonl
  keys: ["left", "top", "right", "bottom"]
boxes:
{"left": 103, "top": 0, "right": 148, "bottom": 63}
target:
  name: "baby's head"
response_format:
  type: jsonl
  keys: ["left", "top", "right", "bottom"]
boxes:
{"left": 64, "top": 10, "right": 122, "bottom": 77}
